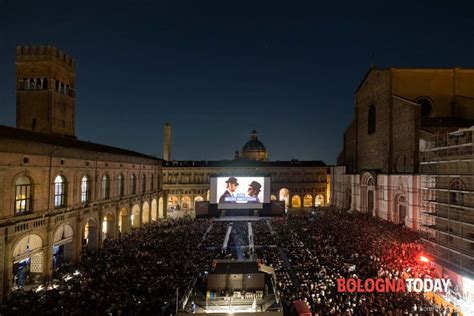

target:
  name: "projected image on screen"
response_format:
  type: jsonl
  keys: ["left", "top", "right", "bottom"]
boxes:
{"left": 211, "top": 176, "right": 270, "bottom": 209}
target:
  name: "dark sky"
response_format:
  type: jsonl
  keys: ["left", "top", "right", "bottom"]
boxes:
{"left": 1, "top": 1, "right": 474, "bottom": 163}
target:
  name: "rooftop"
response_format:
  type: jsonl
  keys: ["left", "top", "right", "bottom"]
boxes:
{"left": 163, "top": 159, "right": 327, "bottom": 168}
{"left": 0, "top": 125, "right": 160, "bottom": 161}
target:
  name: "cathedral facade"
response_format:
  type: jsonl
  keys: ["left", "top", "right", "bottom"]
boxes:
{"left": 331, "top": 67, "right": 474, "bottom": 300}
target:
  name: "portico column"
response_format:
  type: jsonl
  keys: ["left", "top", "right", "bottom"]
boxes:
{"left": 0, "top": 227, "right": 7, "bottom": 303}
{"left": 44, "top": 222, "right": 53, "bottom": 281}
{"left": 163, "top": 191, "right": 168, "bottom": 219}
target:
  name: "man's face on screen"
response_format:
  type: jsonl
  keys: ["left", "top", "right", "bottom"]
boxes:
{"left": 248, "top": 186, "right": 257, "bottom": 196}
{"left": 227, "top": 183, "right": 238, "bottom": 192}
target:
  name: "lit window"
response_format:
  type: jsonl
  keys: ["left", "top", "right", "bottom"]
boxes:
{"left": 15, "top": 176, "right": 32, "bottom": 214}
{"left": 54, "top": 175, "right": 66, "bottom": 207}
{"left": 81, "top": 175, "right": 90, "bottom": 203}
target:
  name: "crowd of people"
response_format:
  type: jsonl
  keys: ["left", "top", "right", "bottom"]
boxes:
{"left": 1, "top": 209, "right": 458, "bottom": 315}
{"left": 2, "top": 219, "right": 214, "bottom": 315}
{"left": 200, "top": 221, "right": 227, "bottom": 248}
{"left": 270, "top": 210, "right": 455, "bottom": 315}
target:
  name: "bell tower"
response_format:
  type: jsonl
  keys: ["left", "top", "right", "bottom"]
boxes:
{"left": 15, "top": 45, "right": 76, "bottom": 137}
{"left": 163, "top": 122, "right": 172, "bottom": 161}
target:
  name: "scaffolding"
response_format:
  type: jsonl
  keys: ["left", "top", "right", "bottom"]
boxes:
{"left": 419, "top": 127, "right": 474, "bottom": 279}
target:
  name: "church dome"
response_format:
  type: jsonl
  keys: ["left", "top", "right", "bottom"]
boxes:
{"left": 241, "top": 130, "right": 268, "bottom": 161}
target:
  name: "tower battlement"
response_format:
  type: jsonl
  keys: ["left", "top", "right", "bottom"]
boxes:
{"left": 16, "top": 44, "right": 76, "bottom": 137}
{"left": 16, "top": 45, "right": 75, "bottom": 70}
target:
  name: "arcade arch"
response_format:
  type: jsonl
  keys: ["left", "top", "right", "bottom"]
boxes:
{"left": 102, "top": 212, "right": 115, "bottom": 241}
{"left": 315, "top": 194, "right": 325, "bottom": 206}
{"left": 151, "top": 199, "right": 157, "bottom": 221}
{"left": 158, "top": 197, "right": 164, "bottom": 219}
{"left": 131, "top": 205, "right": 141, "bottom": 229}
{"left": 52, "top": 224, "right": 75, "bottom": 270}
{"left": 194, "top": 196, "right": 204, "bottom": 208}
{"left": 182, "top": 196, "right": 192, "bottom": 211}
{"left": 303, "top": 194, "right": 313, "bottom": 207}
{"left": 279, "top": 188, "right": 290, "bottom": 209}
{"left": 83, "top": 218, "right": 98, "bottom": 252}
{"left": 291, "top": 195, "right": 301, "bottom": 208}
{"left": 168, "top": 195, "right": 179, "bottom": 211}
{"left": 118, "top": 208, "right": 130, "bottom": 234}
{"left": 12, "top": 234, "right": 44, "bottom": 288}
{"left": 142, "top": 201, "right": 150, "bottom": 224}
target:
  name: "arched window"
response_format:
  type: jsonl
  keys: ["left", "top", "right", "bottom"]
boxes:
{"left": 141, "top": 174, "right": 146, "bottom": 193}
{"left": 81, "top": 175, "right": 90, "bottom": 203}
{"left": 15, "top": 176, "right": 32, "bottom": 214}
{"left": 130, "top": 174, "right": 137, "bottom": 195}
{"left": 368, "top": 104, "right": 376, "bottom": 134}
{"left": 417, "top": 98, "right": 432, "bottom": 117}
{"left": 150, "top": 174, "right": 154, "bottom": 191}
{"left": 101, "top": 174, "right": 109, "bottom": 200}
{"left": 117, "top": 174, "right": 124, "bottom": 197}
{"left": 54, "top": 175, "right": 66, "bottom": 207}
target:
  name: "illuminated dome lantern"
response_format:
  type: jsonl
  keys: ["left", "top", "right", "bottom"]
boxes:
{"left": 241, "top": 129, "right": 268, "bottom": 161}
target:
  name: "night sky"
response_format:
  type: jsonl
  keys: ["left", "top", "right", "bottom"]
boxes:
{"left": 1, "top": 1, "right": 474, "bottom": 164}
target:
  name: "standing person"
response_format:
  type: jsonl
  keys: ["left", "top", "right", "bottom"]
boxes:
{"left": 247, "top": 181, "right": 262, "bottom": 203}
{"left": 219, "top": 177, "right": 239, "bottom": 203}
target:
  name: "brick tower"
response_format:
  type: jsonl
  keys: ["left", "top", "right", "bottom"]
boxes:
{"left": 163, "top": 122, "right": 172, "bottom": 161}
{"left": 15, "top": 45, "right": 76, "bottom": 137}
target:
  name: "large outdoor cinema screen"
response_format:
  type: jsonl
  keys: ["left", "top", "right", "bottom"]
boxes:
{"left": 210, "top": 176, "right": 271, "bottom": 209}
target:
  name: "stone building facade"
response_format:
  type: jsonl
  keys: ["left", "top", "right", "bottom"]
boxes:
{"left": 162, "top": 131, "right": 329, "bottom": 216}
{"left": 331, "top": 67, "right": 474, "bottom": 306}
{"left": 333, "top": 67, "right": 474, "bottom": 225}
{"left": 163, "top": 159, "right": 329, "bottom": 216}
{"left": 0, "top": 46, "right": 164, "bottom": 300}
